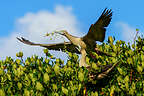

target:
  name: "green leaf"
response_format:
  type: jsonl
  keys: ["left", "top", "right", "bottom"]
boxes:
{"left": 0, "top": 89, "right": 5, "bottom": 96}
{"left": 117, "top": 67, "right": 124, "bottom": 75}
{"left": 110, "top": 85, "right": 115, "bottom": 96}
{"left": 137, "top": 65, "right": 143, "bottom": 74}
{"left": 78, "top": 84, "right": 81, "bottom": 92}
{"left": 24, "top": 89, "right": 30, "bottom": 96}
{"left": 16, "top": 52, "right": 23, "bottom": 57}
{"left": 62, "top": 87, "right": 68, "bottom": 95}
{"left": 78, "top": 72, "right": 84, "bottom": 82}
{"left": 108, "top": 36, "right": 114, "bottom": 44}
{"left": 54, "top": 64, "right": 60, "bottom": 75}
{"left": 36, "top": 82, "right": 44, "bottom": 91}
{"left": 127, "top": 57, "right": 133, "bottom": 64}
{"left": 136, "top": 28, "right": 139, "bottom": 31}
{"left": 54, "top": 92, "right": 59, "bottom": 96}
{"left": 52, "top": 84, "right": 58, "bottom": 91}
{"left": 43, "top": 73, "right": 50, "bottom": 83}
{"left": 17, "top": 82, "right": 22, "bottom": 90}
{"left": 92, "top": 63, "right": 98, "bottom": 70}
{"left": 124, "top": 75, "right": 129, "bottom": 83}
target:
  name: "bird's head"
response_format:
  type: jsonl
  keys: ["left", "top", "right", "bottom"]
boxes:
{"left": 54, "top": 30, "right": 68, "bottom": 36}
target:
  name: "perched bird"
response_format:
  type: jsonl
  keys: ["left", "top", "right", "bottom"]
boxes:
{"left": 89, "top": 59, "right": 120, "bottom": 80}
{"left": 17, "top": 8, "right": 112, "bottom": 67}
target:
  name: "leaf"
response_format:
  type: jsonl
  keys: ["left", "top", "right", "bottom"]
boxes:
{"left": 67, "top": 60, "right": 71, "bottom": 67}
{"left": 117, "top": 67, "right": 123, "bottom": 75}
{"left": 136, "top": 28, "right": 139, "bottom": 31}
{"left": 125, "top": 82, "right": 129, "bottom": 90}
{"left": 108, "top": 36, "right": 114, "bottom": 44}
{"left": 24, "top": 89, "right": 30, "bottom": 96}
{"left": 62, "top": 87, "right": 68, "bottom": 95}
{"left": 132, "top": 82, "right": 136, "bottom": 90}
{"left": 78, "top": 72, "right": 84, "bottom": 82}
{"left": 36, "top": 82, "right": 44, "bottom": 91}
{"left": 16, "top": 59, "right": 21, "bottom": 64}
{"left": 137, "top": 65, "right": 143, "bottom": 74}
{"left": 129, "top": 88, "right": 135, "bottom": 95}
{"left": 112, "top": 45, "right": 117, "bottom": 52}
{"left": 45, "top": 33, "right": 50, "bottom": 37}
{"left": 0, "top": 89, "right": 5, "bottom": 96}
{"left": 117, "top": 76, "right": 123, "bottom": 83}
{"left": 127, "top": 58, "right": 133, "bottom": 64}
{"left": 0, "top": 69, "right": 4, "bottom": 75}
{"left": 7, "top": 74, "right": 11, "bottom": 81}
{"left": 17, "top": 82, "right": 22, "bottom": 90}
{"left": 111, "top": 57, "right": 117, "bottom": 63}
{"left": 16, "top": 52, "right": 23, "bottom": 57}
{"left": 78, "top": 84, "right": 81, "bottom": 92}
{"left": 54, "top": 64, "right": 60, "bottom": 75}
{"left": 110, "top": 85, "right": 115, "bottom": 96}
{"left": 43, "top": 73, "right": 50, "bottom": 83}
{"left": 132, "top": 44, "right": 135, "bottom": 49}
{"left": 52, "top": 84, "right": 58, "bottom": 91}
{"left": 68, "top": 52, "right": 72, "bottom": 58}
{"left": 92, "top": 63, "right": 98, "bottom": 70}
{"left": 124, "top": 75, "right": 129, "bottom": 83}
{"left": 54, "top": 92, "right": 59, "bottom": 96}
{"left": 43, "top": 49, "right": 49, "bottom": 54}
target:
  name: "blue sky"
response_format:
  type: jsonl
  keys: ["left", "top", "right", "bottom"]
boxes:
{"left": 0, "top": 0, "right": 144, "bottom": 59}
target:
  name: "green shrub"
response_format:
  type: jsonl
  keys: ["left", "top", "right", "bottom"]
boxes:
{"left": 0, "top": 36, "right": 144, "bottom": 95}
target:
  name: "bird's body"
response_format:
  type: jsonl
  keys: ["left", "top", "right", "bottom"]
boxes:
{"left": 62, "top": 32, "right": 87, "bottom": 49}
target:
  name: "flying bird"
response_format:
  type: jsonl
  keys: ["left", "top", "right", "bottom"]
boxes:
{"left": 17, "top": 8, "right": 112, "bottom": 67}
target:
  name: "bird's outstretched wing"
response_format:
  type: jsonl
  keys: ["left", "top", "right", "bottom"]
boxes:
{"left": 83, "top": 8, "right": 112, "bottom": 42}
{"left": 17, "top": 37, "right": 80, "bottom": 54}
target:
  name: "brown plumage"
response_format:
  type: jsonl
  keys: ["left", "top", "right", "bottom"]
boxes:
{"left": 82, "top": 8, "right": 112, "bottom": 51}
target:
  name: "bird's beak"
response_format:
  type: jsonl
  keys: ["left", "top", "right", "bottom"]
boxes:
{"left": 54, "top": 30, "right": 65, "bottom": 35}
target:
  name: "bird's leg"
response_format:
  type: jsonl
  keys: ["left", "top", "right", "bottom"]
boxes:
{"left": 76, "top": 44, "right": 81, "bottom": 52}
{"left": 79, "top": 49, "right": 90, "bottom": 68}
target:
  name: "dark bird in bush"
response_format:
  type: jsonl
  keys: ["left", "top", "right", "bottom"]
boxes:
{"left": 17, "top": 8, "right": 112, "bottom": 67}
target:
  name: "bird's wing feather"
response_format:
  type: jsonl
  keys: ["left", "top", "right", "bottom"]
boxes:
{"left": 17, "top": 37, "right": 80, "bottom": 54}
{"left": 83, "top": 8, "right": 112, "bottom": 42}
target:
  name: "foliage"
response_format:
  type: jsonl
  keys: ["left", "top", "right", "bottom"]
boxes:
{"left": 1, "top": 36, "right": 144, "bottom": 96}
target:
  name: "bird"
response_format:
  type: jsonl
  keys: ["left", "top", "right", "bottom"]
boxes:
{"left": 17, "top": 8, "right": 112, "bottom": 67}
{"left": 89, "top": 59, "right": 120, "bottom": 80}
{"left": 53, "top": 8, "right": 112, "bottom": 54}
{"left": 51, "top": 8, "right": 112, "bottom": 65}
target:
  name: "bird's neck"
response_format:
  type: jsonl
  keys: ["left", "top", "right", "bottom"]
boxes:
{"left": 64, "top": 33, "right": 79, "bottom": 44}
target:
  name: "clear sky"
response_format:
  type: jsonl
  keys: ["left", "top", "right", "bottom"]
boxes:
{"left": 0, "top": 0, "right": 144, "bottom": 59}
